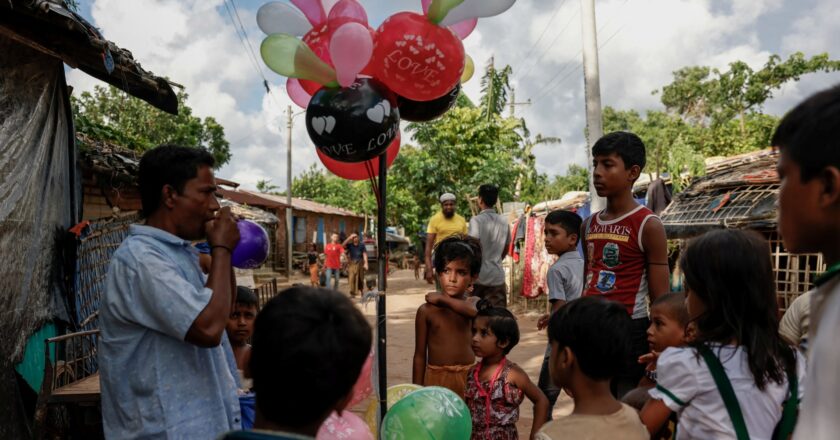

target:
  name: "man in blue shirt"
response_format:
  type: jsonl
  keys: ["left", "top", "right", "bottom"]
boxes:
{"left": 100, "top": 145, "right": 242, "bottom": 438}
{"left": 343, "top": 233, "right": 368, "bottom": 297}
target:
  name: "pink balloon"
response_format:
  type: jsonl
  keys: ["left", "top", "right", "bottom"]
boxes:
{"left": 421, "top": 0, "right": 478, "bottom": 39}
{"left": 291, "top": 0, "right": 327, "bottom": 26}
{"left": 317, "top": 411, "right": 373, "bottom": 440}
{"left": 330, "top": 22, "right": 373, "bottom": 87}
{"left": 328, "top": 0, "right": 368, "bottom": 28}
{"left": 348, "top": 350, "right": 375, "bottom": 406}
{"left": 286, "top": 78, "right": 312, "bottom": 109}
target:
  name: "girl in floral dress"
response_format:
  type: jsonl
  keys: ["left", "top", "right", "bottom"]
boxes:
{"left": 465, "top": 301, "right": 549, "bottom": 440}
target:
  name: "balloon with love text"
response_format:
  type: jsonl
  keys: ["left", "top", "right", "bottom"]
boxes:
{"left": 306, "top": 78, "right": 400, "bottom": 163}
{"left": 372, "top": 12, "right": 465, "bottom": 102}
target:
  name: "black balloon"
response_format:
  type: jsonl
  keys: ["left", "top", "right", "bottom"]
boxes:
{"left": 397, "top": 84, "right": 460, "bottom": 122}
{"left": 306, "top": 78, "right": 400, "bottom": 163}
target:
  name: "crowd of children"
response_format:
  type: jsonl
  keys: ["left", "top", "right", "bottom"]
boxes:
{"left": 216, "top": 85, "right": 840, "bottom": 440}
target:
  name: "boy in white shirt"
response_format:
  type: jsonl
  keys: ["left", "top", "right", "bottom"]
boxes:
{"left": 771, "top": 84, "right": 840, "bottom": 440}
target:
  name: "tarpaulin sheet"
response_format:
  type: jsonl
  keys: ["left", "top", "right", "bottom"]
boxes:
{"left": 0, "top": 37, "right": 80, "bottom": 437}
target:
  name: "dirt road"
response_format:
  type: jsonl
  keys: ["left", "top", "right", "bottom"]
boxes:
{"left": 351, "top": 268, "right": 574, "bottom": 436}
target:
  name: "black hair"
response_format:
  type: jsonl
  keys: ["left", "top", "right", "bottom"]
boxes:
{"left": 250, "top": 287, "right": 372, "bottom": 428}
{"left": 772, "top": 84, "right": 840, "bottom": 182}
{"left": 680, "top": 229, "right": 796, "bottom": 390}
{"left": 545, "top": 210, "right": 582, "bottom": 244}
{"left": 433, "top": 234, "right": 482, "bottom": 276}
{"left": 475, "top": 299, "right": 519, "bottom": 354}
{"left": 592, "top": 131, "right": 646, "bottom": 171}
{"left": 235, "top": 286, "right": 258, "bottom": 308}
{"left": 651, "top": 291, "right": 689, "bottom": 327}
{"left": 138, "top": 144, "right": 216, "bottom": 217}
{"left": 548, "top": 296, "right": 632, "bottom": 380}
{"left": 478, "top": 184, "right": 499, "bottom": 207}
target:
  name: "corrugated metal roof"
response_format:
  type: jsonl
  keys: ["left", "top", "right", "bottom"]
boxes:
{"left": 216, "top": 187, "right": 364, "bottom": 218}
{"left": 252, "top": 191, "right": 365, "bottom": 218}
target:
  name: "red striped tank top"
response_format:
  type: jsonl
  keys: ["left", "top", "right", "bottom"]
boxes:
{"left": 582, "top": 204, "right": 657, "bottom": 318}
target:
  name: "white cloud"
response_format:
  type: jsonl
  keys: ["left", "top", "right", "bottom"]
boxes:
{"left": 67, "top": 0, "right": 840, "bottom": 190}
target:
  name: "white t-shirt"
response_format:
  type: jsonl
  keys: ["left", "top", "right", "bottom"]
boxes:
{"left": 793, "top": 276, "right": 840, "bottom": 440}
{"left": 649, "top": 345, "right": 805, "bottom": 440}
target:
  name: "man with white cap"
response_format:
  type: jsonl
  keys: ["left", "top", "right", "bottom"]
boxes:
{"left": 423, "top": 193, "right": 468, "bottom": 284}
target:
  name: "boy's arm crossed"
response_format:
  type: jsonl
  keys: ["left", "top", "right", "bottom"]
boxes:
{"left": 642, "top": 217, "right": 669, "bottom": 302}
{"left": 425, "top": 292, "right": 478, "bottom": 318}
{"left": 510, "top": 365, "right": 549, "bottom": 440}
{"left": 413, "top": 304, "right": 429, "bottom": 385}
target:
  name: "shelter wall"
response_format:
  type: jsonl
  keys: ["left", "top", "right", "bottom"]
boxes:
{"left": 82, "top": 173, "right": 142, "bottom": 220}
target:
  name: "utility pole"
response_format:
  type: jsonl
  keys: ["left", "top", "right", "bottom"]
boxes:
{"left": 581, "top": 0, "right": 606, "bottom": 212}
{"left": 508, "top": 88, "right": 531, "bottom": 117}
{"left": 286, "top": 105, "right": 293, "bottom": 281}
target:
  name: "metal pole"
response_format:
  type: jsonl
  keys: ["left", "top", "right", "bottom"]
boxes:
{"left": 376, "top": 151, "right": 388, "bottom": 423}
{"left": 581, "top": 0, "right": 606, "bottom": 212}
{"left": 286, "top": 105, "right": 293, "bottom": 281}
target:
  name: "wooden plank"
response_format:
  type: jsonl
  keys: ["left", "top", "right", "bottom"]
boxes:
{"left": 50, "top": 373, "right": 100, "bottom": 404}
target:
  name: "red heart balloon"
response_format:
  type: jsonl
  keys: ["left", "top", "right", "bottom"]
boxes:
{"left": 372, "top": 12, "right": 465, "bottom": 102}
{"left": 317, "top": 133, "right": 400, "bottom": 180}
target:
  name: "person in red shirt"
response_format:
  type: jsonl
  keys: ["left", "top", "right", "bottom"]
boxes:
{"left": 581, "top": 132, "right": 670, "bottom": 399}
{"left": 323, "top": 234, "right": 344, "bottom": 290}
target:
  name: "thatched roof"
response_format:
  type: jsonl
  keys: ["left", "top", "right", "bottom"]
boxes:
{"left": 78, "top": 133, "right": 141, "bottom": 184}
{"left": 0, "top": 0, "right": 178, "bottom": 113}
{"left": 660, "top": 149, "right": 779, "bottom": 238}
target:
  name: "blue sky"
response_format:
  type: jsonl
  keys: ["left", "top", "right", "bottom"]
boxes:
{"left": 67, "top": 0, "right": 840, "bottom": 191}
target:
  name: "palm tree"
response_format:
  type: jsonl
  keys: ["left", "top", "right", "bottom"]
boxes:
{"left": 515, "top": 133, "right": 561, "bottom": 201}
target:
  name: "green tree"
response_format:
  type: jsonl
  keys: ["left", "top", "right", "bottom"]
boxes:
{"left": 72, "top": 85, "right": 232, "bottom": 167}
{"left": 479, "top": 58, "right": 513, "bottom": 119}
{"left": 659, "top": 52, "right": 840, "bottom": 134}
{"left": 603, "top": 107, "right": 706, "bottom": 191}
{"left": 256, "top": 179, "right": 280, "bottom": 194}
{"left": 542, "top": 164, "right": 589, "bottom": 200}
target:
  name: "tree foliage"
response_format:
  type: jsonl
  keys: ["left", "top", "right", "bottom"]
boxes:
{"left": 659, "top": 52, "right": 840, "bottom": 131}
{"left": 601, "top": 52, "right": 840, "bottom": 191}
{"left": 542, "top": 165, "right": 589, "bottom": 201}
{"left": 71, "top": 85, "right": 232, "bottom": 167}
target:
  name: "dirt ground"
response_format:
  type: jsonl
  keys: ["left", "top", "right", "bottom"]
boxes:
{"left": 298, "top": 268, "right": 575, "bottom": 436}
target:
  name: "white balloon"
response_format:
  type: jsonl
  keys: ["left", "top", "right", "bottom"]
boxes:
{"left": 257, "top": 2, "right": 311, "bottom": 37}
{"left": 439, "top": 0, "right": 516, "bottom": 27}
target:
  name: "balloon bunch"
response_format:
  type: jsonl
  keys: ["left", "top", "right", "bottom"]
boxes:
{"left": 258, "top": 0, "right": 516, "bottom": 179}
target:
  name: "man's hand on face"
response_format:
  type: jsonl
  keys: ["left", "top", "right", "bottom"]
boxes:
{"left": 206, "top": 206, "right": 240, "bottom": 251}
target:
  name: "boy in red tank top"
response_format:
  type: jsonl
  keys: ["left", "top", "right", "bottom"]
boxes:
{"left": 581, "top": 132, "right": 670, "bottom": 399}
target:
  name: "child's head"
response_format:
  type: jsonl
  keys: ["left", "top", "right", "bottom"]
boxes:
{"left": 772, "top": 85, "right": 840, "bottom": 255}
{"left": 544, "top": 210, "right": 582, "bottom": 255}
{"left": 331, "top": 233, "right": 339, "bottom": 243}
{"left": 478, "top": 184, "right": 499, "bottom": 208}
{"left": 471, "top": 300, "right": 520, "bottom": 358}
{"left": 548, "top": 297, "right": 632, "bottom": 389}
{"left": 680, "top": 229, "right": 795, "bottom": 389}
{"left": 227, "top": 286, "right": 258, "bottom": 346}
{"left": 591, "top": 131, "right": 646, "bottom": 197}
{"left": 250, "top": 287, "right": 372, "bottom": 433}
{"left": 647, "top": 292, "right": 689, "bottom": 353}
{"left": 433, "top": 235, "right": 482, "bottom": 297}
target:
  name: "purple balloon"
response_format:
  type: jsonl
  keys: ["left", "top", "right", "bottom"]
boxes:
{"left": 232, "top": 220, "right": 270, "bottom": 269}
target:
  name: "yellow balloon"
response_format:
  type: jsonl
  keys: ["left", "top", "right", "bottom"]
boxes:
{"left": 364, "top": 384, "right": 423, "bottom": 434}
{"left": 461, "top": 55, "right": 475, "bottom": 84}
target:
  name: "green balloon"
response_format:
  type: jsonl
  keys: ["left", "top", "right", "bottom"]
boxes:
{"left": 260, "top": 33, "right": 337, "bottom": 87}
{"left": 427, "top": 0, "right": 465, "bottom": 25}
{"left": 380, "top": 386, "right": 472, "bottom": 440}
